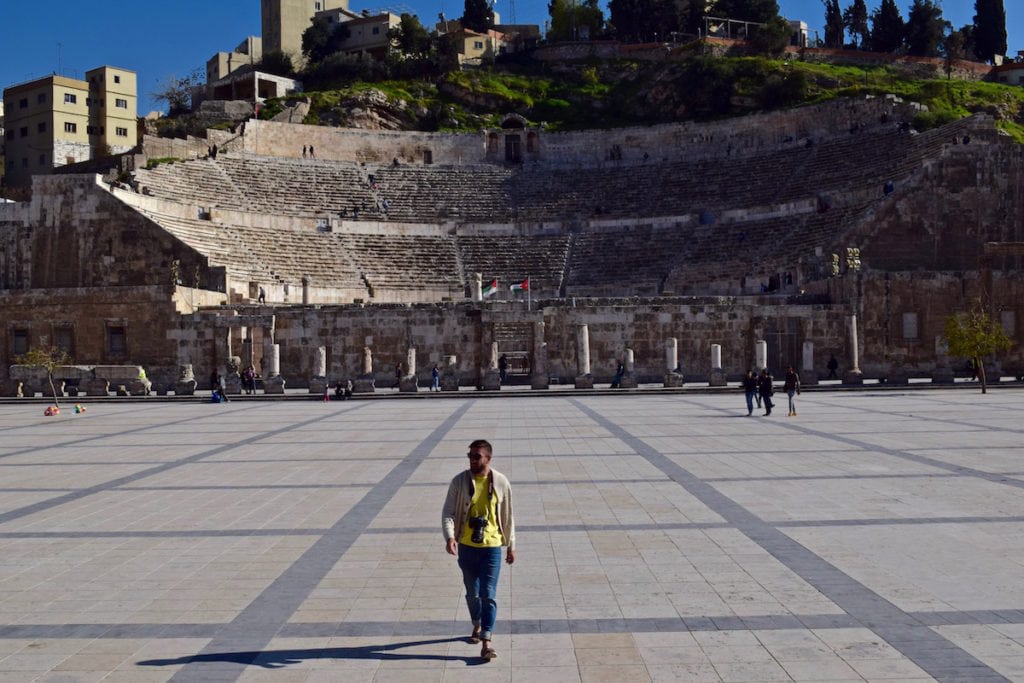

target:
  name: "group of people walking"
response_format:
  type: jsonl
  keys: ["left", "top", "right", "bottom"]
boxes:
{"left": 743, "top": 366, "right": 801, "bottom": 416}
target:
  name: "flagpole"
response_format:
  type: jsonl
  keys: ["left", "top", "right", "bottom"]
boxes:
{"left": 527, "top": 276, "right": 531, "bottom": 311}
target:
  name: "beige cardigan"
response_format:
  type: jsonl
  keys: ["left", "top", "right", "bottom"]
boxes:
{"left": 442, "top": 468, "right": 515, "bottom": 550}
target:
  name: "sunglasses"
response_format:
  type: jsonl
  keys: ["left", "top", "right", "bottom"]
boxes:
{"left": 467, "top": 452, "right": 488, "bottom": 460}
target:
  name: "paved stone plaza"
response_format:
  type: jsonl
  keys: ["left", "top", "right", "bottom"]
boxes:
{"left": 1, "top": 389, "right": 1024, "bottom": 682}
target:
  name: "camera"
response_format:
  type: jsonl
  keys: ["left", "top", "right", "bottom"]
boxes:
{"left": 468, "top": 516, "right": 489, "bottom": 543}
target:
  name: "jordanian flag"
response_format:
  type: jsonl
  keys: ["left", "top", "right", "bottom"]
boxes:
{"left": 510, "top": 277, "right": 529, "bottom": 291}
{"left": 482, "top": 278, "right": 499, "bottom": 297}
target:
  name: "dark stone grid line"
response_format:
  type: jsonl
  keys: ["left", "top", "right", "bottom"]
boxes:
{"left": 9, "top": 609, "right": 1024, "bottom": 642}
{"left": 569, "top": 398, "right": 1008, "bottom": 683}
{"left": 167, "top": 400, "right": 474, "bottom": 683}
{"left": 0, "top": 403, "right": 372, "bottom": 527}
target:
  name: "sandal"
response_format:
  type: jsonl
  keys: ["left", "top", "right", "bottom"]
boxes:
{"left": 468, "top": 629, "right": 481, "bottom": 644}
{"left": 481, "top": 646, "right": 497, "bottom": 661}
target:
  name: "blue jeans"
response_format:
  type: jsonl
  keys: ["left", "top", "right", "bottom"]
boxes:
{"left": 744, "top": 390, "right": 755, "bottom": 414}
{"left": 432, "top": 376, "right": 440, "bottom": 391}
{"left": 457, "top": 544, "right": 502, "bottom": 641}
{"left": 787, "top": 389, "right": 796, "bottom": 413}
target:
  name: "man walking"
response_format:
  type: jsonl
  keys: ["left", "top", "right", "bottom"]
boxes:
{"left": 758, "top": 368, "right": 774, "bottom": 416}
{"left": 443, "top": 439, "right": 515, "bottom": 661}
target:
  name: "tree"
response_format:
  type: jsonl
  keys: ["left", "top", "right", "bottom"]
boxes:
{"left": 749, "top": 16, "right": 792, "bottom": 55}
{"left": 943, "top": 301, "right": 1013, "bottom": 394}
{"left": 870, "top": 0, "right": 904, "bottom": 53}
{"left": 823, "top": 0, "right": 845, "bottom": 48}
{"left": 973, "top": 0, "right": 1007, "bottom": 63}
{"left": 17, "top": 346, "right": 70, "bottom": 408}
{"left": 943, "top": 29, "right": 966, "bottom": 79}
{"left": 550, "top": 0, "right": 605, "bottom": 41}
{"left": 152, "top": 69, "right": 203, "bottom": 116}
{"left": 462, "top": 0, "right": 494, "bottom": 33}
{"left": 711, "top": 0, "right": 780, "bottom": 24}
{"left": 389, "top": 13, "right": 432, "bottom": 57}
{"left": 257, "top": 50, "right": 295, "bottom": 77}
{"left": 843, "top": 0, "right": 869, "bottom": 48}
{"left": 302, "top": 15, "right": 351, "bottom": 63}
{"left": 905, "top": 0, "right": 946, "bottom": 57}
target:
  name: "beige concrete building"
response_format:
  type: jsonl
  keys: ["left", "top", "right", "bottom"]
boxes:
{"left": 2, "top": 66, "right": 137, "bottom": 188}
{"left": 317, "top": 7, "right": 400, "bottom": 59}
{"left": 262, "top": 0, "right": 349, "bottom": 62}
{"left": 207, "top": 36, "right": 263, "bottom": 83}
{"left": 447, "top": 28, "right": 509, "bottom": 64}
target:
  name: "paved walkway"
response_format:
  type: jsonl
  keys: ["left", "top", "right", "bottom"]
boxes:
{"left": 0, "top": 390, "right": 1023, "bottom": 682}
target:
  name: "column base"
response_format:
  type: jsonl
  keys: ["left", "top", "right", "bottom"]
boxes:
{"left": 708, "top": 368, "right": 728, "bottom": 387}
{"left": 531, "top": 374, "right": 549, "bottom": 390}
{"left": 174, "top": 379, "right": 197, "bottom": 396}
{"left": 127, "top": 379, "right": 152, "bottom": 396}
{"left": 309, "top": 377, "right": 329, "bottom": 395}
{"left": 619, "top": 375, "right": 638, "bottom": 389}
{"left": 264, "top": 375, "right": 287, "bottom": 394}
{"left": 885, "top": 366, "right": 909, "bottom": 385}
{"left": 352, "top": 377, "right": 375, "bottom": 394}
{"left": 225, "top": 376, "right": 242, "bottom": 395}
{"left": 842, "top": 369, "right": 864, "bottom": 385}
{"left": 574, "top": 374, "right": 594, "bottom": 389}
{"left": 664, "top": 373, "right": 683, "bottom": 388}
{"left": 931, "top": 366, "right": 955, "bottom": 384}
{"left": 482, "top": 370, "right": 501, "bottom": 391}
{"left": 399, "top": 376, "right": 419, "bottom": 392}
{"left": 441, "top": 374, "right": 459, "bottom": 391}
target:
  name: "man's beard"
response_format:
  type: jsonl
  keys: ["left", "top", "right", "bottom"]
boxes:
{"left": 470, "top": 461, "right": 486, "bottom": 474}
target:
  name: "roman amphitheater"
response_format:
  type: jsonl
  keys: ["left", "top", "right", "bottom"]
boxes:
{"left": 1, "top": 95, "right": 1022, "bottom": 393}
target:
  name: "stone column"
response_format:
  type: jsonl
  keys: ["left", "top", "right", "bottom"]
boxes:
{"left": 400, "top": 347, "right": 419, "bottom": 392}
{"left": 482, "top": 340, "right": 501, "bottom": 390}
{"left": 353, "top": 346, "right": 376, "bottom": 393}
{"left": 755, "top": 340, "right": 768, "bottom": 371}
{"left": 309, "top": 346, "right": 328, "bottom": 395}
{"left": 174, "top": 364, "right": 197, "bottom": 395}
{"left": 709, "top": 343, "right": 727, "bottom": 386}
{"left": 575, "top": 324, "right": 594, "bottom": 389}
{"left": 441, "top": 354, "right": 460, "bottom": 391}
{"left": 843, "top": 315, "right": 864, "bottom": 384}
{"left": 664, "top": 337, "right": 683, "bottom": 387}
{"left": 620, "top": 347, "right": 638, "bottom": 388}
{"left": 801, "top": 340, "right": 819, "bottom": 385}
{"left": 264, "top": 344, "right": 286, "bottom": 393}
{"left": 531, "top": 321, "right": 549, "bottom": 390}
{"left": 472, "top": 272, "right": 483, "bottom": 302}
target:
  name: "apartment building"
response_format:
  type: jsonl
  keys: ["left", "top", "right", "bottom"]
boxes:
{"left": 262, "top": 0, "right": 349, "bottom": 61}
{"left": 2, "top": 66, "right": 137, "bottom": 187}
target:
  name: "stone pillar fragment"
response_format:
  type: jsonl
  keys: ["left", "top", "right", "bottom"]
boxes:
{"left": 801, "top": 341, "right": 819, "bottom": 385}
{"left": 400, "top": 347, "right": 419, "bottom": 392}
{"left": 353, "top": 346, "right": 376, "bottom": 393}
{"left": 482, "top": 341, "right": 501, "bottom": 390}
{"left": 310, "top": 346, "right": 329, "bottom": 395}
{"left": 302, "top": 275, "right": 310, "bottom": 305}
{"left": 441, "top": 355, "right": 460, "bottom": 391}
{"left": 931, "top": 335, "right": 955, "bottom": 384}
{"left": 264, "top": 344, "right": 286, "bottom": 394}
{"left": 620, "top": 348, "right": 638, "bottom": 388}
{"left": 843, "top": 315, "right": 864, "bottom": 385}
{"left": 664, "top": 337, "right": 683, "bottom": 387}
{"left": 755, "top": 340, "right": 768, "bottom": 371}
{"left": 575, "top": 324, "right": 594, "bottom": 389}
{"left": 175, "top": 364, "right": 197, "bottom": 396}
{"left": 531, "top": 321, "right": 549, "bottom": 390}
{"left": 472, "top": 273, "right": 483, "bottom": 302}
{"left": 709, "top": 343, "right": 727, "bottom": 386}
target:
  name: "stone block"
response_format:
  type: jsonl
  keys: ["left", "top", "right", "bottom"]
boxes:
{"left": 664, "top": 373, "right": 684, "bottom": 388}
{"left": 531, "top": 374, "right": 549, "bottom": 390}
{"left": 708, "top": 368, "right": 728, "bottom": 387}
{"left": 0, "top": 380, "right": 23, "bottom": 397}
{"left": 83, "top": 378, "right": 110, "bottom": 396}
{"left": 842, "top": 370, "right": 864, "bottom": 385}
{"left": 619, "top": 376, "right": 638, "bottom": 389}
{"left": 885, "top": 366, "right": 909, "bottom": 385}
{"left": 482, "top": 370, "right": 501, "bottom": 391}
{"left": 309, "top": 377, "right": 329, "bottom": 395}
{"left": 931, "top": 366, "right": 955, "bottom": 384}
{"left": 352, "top": 377, "right": 375, "bottom": 393}
{"left": 175, "top": 378, "right": 198, "bottom": 396}
{"left": 574, "top": 374, "right": 594, "bottom": 389}
{"left": 264, "top": 375, "right": 287, "bottom": 394}
{"left": 127, "top": 379, "right": 151, "bottom": 396}
{"left": 224, "top": 375, "right": 242, "bottom": 395}
{"left": 399, "top": 376, "right": 419, "bottom": 392}
{"left": 440, "top": 374, "right": 459, "bottom": 391}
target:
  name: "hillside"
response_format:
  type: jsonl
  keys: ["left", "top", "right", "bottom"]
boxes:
{"left": 255, "top": 55, "right": 1024, "bottom": 142}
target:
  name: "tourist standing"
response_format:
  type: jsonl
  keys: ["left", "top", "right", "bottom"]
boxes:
{"left": 432, "top": 364, "right": 440, "bottom": 392}
{"left": 784, "top": 366, "right": 801, "bottom": 416}
{"left": 758, "top": 368, "right": 774, "bottom": 416}
{"left": 395, "top": 361, "right": 403, "bottom": 389}
{"left": 442, "top": 440, "right": 515, "bottom": 662}
{"left": 743, "top": 370, "right": 758, "bottom": 416}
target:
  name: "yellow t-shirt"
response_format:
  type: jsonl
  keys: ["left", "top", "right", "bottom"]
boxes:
{"left": 460, "top": 474, "right": 503, "bottom": 547}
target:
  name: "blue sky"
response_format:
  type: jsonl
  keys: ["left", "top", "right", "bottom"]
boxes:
{"left": 1, "top": 0, "right": 1020, "bottom": 115}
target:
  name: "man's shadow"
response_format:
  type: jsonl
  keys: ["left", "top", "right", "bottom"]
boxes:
{"left": 137, "top": 636, "right": 486, "bottom": 669}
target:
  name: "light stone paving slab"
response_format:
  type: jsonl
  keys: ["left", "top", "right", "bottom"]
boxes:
{"left": 0, "top": 391, "right": 1022, "bottom": 680}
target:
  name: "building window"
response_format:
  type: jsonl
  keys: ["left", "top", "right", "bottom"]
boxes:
{"left": 37, "top": 93, "right": 46, "bottom": 104}
{"left": 373, "top": 26, "right": 380, "bottom": 34}
{"left": 54, "top": 327, "right": 75, "bottom": 357}
{"left": 64, "top": 93, "right": 77, "bottom": 104}
{"left": 19, "top": 98, "right": 27, "bottom": 108}
{"left": 19, "top": 127, "right": 28, "bottom": 137}
{"left": 116, "top": 127, "right": 128, "bottom": 137}
{"left": 12, "top": 329, "right": 29, "bottom": 357}
{"left": 114, "top": 75, "right": 121, "bottom": 83}
{"left": 902, "top": 312, "right": 918, "bottom": 340}
{"left": 474, "top": 41, "right": 484, "bottom": 49}
{"left": 107, "top": 325, "right": 127, "bottom": 357}
{"left": 115, "top": 98, "right": 128, "bottom": 108}
{"left": 21, "top": 158, "right": 28, "bottom": 168}
{"left": 37, "top": 122, "right": 46, "bottom": 133}
{"left": 65, "top": 122, "right": 77, "bottom": 133}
